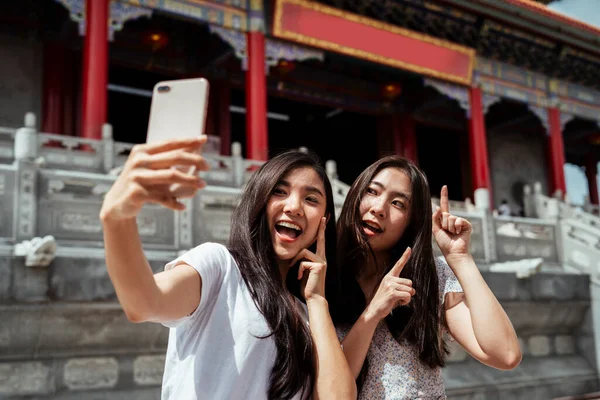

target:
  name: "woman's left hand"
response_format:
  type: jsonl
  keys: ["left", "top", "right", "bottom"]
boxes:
{"left": 432, "top": 186, "right": 472, "bottom": 260}
{"left": 291, "top": 217, "right": 328, "bottom": 302}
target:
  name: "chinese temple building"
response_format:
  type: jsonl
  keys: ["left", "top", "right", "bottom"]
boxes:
{"left": 2, "top": 0, "right": 600, "bottom": 398}
{"left": 1, "top": 0, "right": 599, "bottom": 208}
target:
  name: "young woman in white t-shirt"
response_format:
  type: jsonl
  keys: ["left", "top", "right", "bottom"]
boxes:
{"left": 328, "top": 156, "right": 521, "bottom": 399}
{"left": 100, "top": 136, "right": 356, "bottom": 400}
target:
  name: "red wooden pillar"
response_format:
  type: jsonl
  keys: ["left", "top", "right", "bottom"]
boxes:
{"left": 586, "top": 154, "right": 599, "bottom": 205}
{"left": 81, "top": 0, "right": 109, "bottom": 140}
{"left": 468, "top": 87, "right": 492, "bottom": 192}
{"left": 547, "top": 107, "right": 567, "bottom": 196}
{"left": 42, "top": 42, "right": 66, "bottom": 134}
{"left": 245, "top": 32, "right": 268, "bottom": 160}
{"left": 390, "top": 114, "right": 417, "bottom": 163}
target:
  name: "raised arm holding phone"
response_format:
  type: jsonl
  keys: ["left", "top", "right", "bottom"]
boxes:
{"left": 100, "top": 77, "right": 355, "bottom": 400}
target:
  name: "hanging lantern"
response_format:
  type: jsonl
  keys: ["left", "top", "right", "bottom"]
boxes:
{"left": 382, "top": 83, "right": 402, "bottom": 100}
{"left": 276, "top": 60, "right": 296, "bottom": 75}
{"left": 142, "top": 30, "right": 169, "bottom": 51}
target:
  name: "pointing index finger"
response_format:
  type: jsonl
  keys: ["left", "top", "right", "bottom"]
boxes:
{"left": 316, "top": 216, "right": 326, "bottom": 260}
{"left": 388, "top": 247, "right": 411, "bottom": 277}
{"left": 440, "top": 185, "right": 449, "bottom": 213}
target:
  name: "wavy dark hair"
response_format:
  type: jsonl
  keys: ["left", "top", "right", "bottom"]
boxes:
{"left": 328, "top": 155, "right": 446, "bottom": 389}
{"left": 228, "top": 149, "right": 338, "bottom": 400}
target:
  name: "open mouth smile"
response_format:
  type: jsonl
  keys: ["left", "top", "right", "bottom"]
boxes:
{"left": 275, "top": 221, "right": 303, "bottom": 242}
{"left": 362, "top": 220, "right": 383, "bottom": 236}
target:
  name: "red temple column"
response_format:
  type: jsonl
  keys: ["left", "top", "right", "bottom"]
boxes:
{"left": 468, "top": 87, "right": 491, "bottom": 192}
{"left": 245, "top": 32, "right": 268, "bottom": 160}
{"left": 547, "top": 107, "right": 567, "bottom": 197}
{"left": 81, "top": 0, "right": 109, "bottom": 140}
{"left": 42, "top": 42, "right": 66, "bottom": 134}
{"left": 390, "top": 114, "right": 417, "bottom": 163}
{"left": 586, "top": 154, "right": 599, "bottom": 205}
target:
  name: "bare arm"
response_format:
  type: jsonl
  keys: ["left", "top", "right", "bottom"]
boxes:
{"left": 307, "top": 298, "right": 357, "bottom": 400}
{"left": 340, "top": 248, "right": 414, "bottom": 379}
{"left": 294, "top": 220, "right": 356, "bottom": 399}
{"left": 444, "top": 255, "right": 521, "bottom": 370}
{"left": 101, "top": 217, "right": 201, "bottom": 323}
{"left": 340, "top": 308, "right": 379, "bottom": 379}
{"left": 100, "top": 137, "right": 209, "bottom": 323}
{"left": 433, "top": 186, "right": 520, "bottom": 370}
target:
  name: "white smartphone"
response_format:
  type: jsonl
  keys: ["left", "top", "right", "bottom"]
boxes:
{"left": 146, "top": 77, "right": 210, "bottom": 198}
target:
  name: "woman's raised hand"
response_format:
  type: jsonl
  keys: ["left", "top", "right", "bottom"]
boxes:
{"left": 432, "top": 185, "right": 472, "bottom": 259}
{"left": 364, "top": 247, "right": 414, "bottom": 322}
{"left": 100, "top": 137, "right": 210, "bottom": 222}
{"left": 291, "top": 217, "right": 328, "bottom": 302}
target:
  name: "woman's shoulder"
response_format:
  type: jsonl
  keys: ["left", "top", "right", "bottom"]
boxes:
{"left": 166, "top": 242, "right": 235, "bottom": 275}
{"left": 183, "top": 242, "right": 232, "bottom": 262}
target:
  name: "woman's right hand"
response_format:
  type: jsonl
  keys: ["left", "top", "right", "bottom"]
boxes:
{"left": 99, "top": 137, "right": 210, "bottom": 222}
{"left": 364, "top": 247, "right": 415, "bottom": 322}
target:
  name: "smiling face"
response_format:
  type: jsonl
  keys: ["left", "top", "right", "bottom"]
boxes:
{"left": 359, "top": 167, "right": 412, "bottom": 256}
{"left": 266, "top": 167, "right": 328, "bottom": 263}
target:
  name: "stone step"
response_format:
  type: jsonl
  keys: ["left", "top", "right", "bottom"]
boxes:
{"left": 2, "top": 355, "right": 596, "bottom": 399}
{"left": 445, "top": 356, "right": 599, "bottom": 400}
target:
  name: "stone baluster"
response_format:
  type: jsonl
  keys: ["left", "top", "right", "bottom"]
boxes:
{"left": 326, "top": 160, "right": 338, "bottom": 181}
{"left": 13, "top": 113, "right": 39, "bottom": 241}
{"left": 474, "top": 187, "right": 490, "bottom": 211}
{"left": 14, "top": 112, "right": 38, "bottom": 161}
{"left": 231, "top": 142, "right": 243, "bottom": 187}
{"left": 176, "top": 197, "right": 194, "bottom": 252}
{"left": 102, "top": 123, "right": 114, "bottom": 173}
{"left": 523, "top": 184, "right": 535, "bottom": 218}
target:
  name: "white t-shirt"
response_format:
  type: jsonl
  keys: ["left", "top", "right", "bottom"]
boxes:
{"left": 160, "top": 242, "right": 308, "bottom": 400}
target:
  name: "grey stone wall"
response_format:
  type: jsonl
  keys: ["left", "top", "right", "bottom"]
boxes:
{"left": 0, "top": 34, "right": 42, "bottom": 128}
{"left": 444, "top": 271, "right": 598, "bottom": 399}
{"left": 0, "top": 260, "right": 597, "bottom": 399}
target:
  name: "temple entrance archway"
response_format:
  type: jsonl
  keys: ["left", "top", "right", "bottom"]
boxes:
{"left": 485, "top": 100, "right": 548, "bottom": 215}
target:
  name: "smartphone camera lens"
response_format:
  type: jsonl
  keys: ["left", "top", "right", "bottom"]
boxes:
{"left": 157, "top": 85, "right": 171, "bottom": 93}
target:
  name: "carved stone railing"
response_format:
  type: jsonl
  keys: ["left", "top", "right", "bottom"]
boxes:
{"left": 431, "top": 208, "right": 492, "bottom": 262}
{"left": 523, "top": 182, "right": 600, "bottom": 272}
{"left": 2, "top": 112, "right": 588, "bottom": 271}
{"left": 0, "top": 113, "right": 351, "bottom": 255}
{"left": 494, "top": 216, "right": 561, "bottom": 265}
{"left": 4, "top": 113, "right": 232, "bottom": 176}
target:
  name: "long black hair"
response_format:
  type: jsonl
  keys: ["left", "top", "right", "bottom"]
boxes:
{"left": 329, "top": 155, "right": 446, "bottom": 389}
{"left": 228, "top": 149, "right": 338, "bottom": 400}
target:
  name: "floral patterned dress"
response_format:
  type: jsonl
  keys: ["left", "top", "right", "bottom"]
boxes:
{"left": 339, "top": 257, "right": 463, "bottom": 400}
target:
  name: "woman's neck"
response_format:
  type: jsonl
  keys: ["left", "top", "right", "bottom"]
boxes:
{"left": 357, "top": 251, "right": 390, "bottom": 301}
{"left": 278, "top": 259, "right": 291, "bottom": 283}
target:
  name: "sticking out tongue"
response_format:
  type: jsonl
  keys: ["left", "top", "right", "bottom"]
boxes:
{"left": 276, "top": 226, "right": 300, "bottom": 239}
